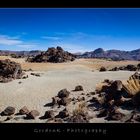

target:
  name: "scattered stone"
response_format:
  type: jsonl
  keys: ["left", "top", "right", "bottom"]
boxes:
{"left": 30, "top": 73, "right": 40, "bottom": 77}
{"left": 1, "top": 106, "right": 15, "bottom": 116}
{"left": 26, "top": 110, "right": 40, "bottom": 119}
{"left": 58, "top": 109, "right": 69, "bottom": 118}
{"left": 72, "top": 97, "right": 77, "bottom": 102}
{"left": 109, "top": 67, "right": 119, "bottom": 71}
{"left": 107, "top": 108, "right": 125, "bottom": 121}
{"left": 99, "top": 66, "right": 107, "bottom": 72}
{"left": 74, "top": 85, "right": 84, "bottom": 91}
{"left": 90, "top": 97, "right": 99, "bottom": 103}
{"left": 52, "top": 96, "right": 60, "bottom": 106}
{"left": 81, "top": 93, "right": 85, "bottom": 95}
{"left": 58, "top": 98, "right": 71, "bottom": 106}
{"left": 4, "top": 116, "right": 13, "bottom": 121}
{"left": 57, "top": 89, "right": 70, "bottom": 98}
{"left": 22, "top": 75, "right": 28, "bottom": 79}
{"left": 18, "top": 81, "right": 22, "bottom": 84}
{"left": 67, "top": 114, "right": 89, "bottom": 123}
{"left": 97, "top": 109, "right": 108, "bottom": 118}
{"left": 19, "top": 106, "right": 30, "bottom": 115}
{"left": 28, "top": 69, "right": 33, "bottom": 71}
{"left": 46, "top": 118, "right": 63, "bottom": 123}
{"left": 109, "top": 64, "right": 139, "bottom": 71}
{"left": 77, "top": 96, "right": 85, "bottom": 102}
{"left": 89, "top": 92, "right": 96, "bottom": 95}
{"left": 42, "top": 110, "right": 55, "bottom": 119}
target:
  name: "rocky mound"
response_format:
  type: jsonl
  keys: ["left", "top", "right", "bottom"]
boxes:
{"left": 27, "top": 46, "right": 76, "bottom": 63}
{"left": 0, "top": 59, "right": 24, "bottom": 83}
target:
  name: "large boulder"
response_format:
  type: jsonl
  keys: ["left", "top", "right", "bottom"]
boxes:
{"left": 0, "top": 59, "right": 24, "bottom": 83}
{"left": 57, "top": 89, "right": 70, "bottom": 98}
{"left": 2, "top": 106, "right": 15, "bottom": 116}
{"left": 19, "top": 106, "right": 30, "bottom": 115}
{"left": 125, "top": 65, "right": 137, "bottom": 71}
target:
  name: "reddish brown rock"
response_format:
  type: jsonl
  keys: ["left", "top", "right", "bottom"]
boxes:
{"left": 0, "top": 59, "right": 24, "bottom": 83}
{"left": 26, "top": 110, "right": 40, "bottom": 119}
{"left": 19, "top": 106, "right": 30, "bottom": 115}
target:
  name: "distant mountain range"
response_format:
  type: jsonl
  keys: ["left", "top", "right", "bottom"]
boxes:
{"left": 0, "top": 48, "right": 140, "bottom": 61}
{"left": 0, "top": 50, "right": 42, "bottom": 57}
{"left": 78, "top": 48, "right": 140, "bottom": 61}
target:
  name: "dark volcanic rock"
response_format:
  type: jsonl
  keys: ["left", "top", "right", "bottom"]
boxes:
{"left": 74, "top": 85, "right": 84, "bottom": 91}
{"left": 58, "top": 109, "right": 69, "bottom": 118}
{"left": 77, "top": 96, "right": 85, "bottom": 102}
{"left": 57, "top": 89, "right": 70, "bottom": 98}
{"left": 2, "top": 106, "right": 15, "bottom": 116}
{"left": 109, "top": 67, "right": 119, "bottom": 71}
{"left": 0, "top": 59, "right": 24, "bottom": 83}
{"left": 132, "top": 91, "right": 140, "bottom": 106}
{"left": 99, "top": 67, "right": 107, "bottom": 72}
{"left": 26, "top": 110, "right": 40, "bottom": 119}
{"left": 58, "top": 97, "right": 71, "bottom": 106}
{"left": 42, "top": 110, "right": 55, "bottom": 119}
{"left": 52, "top": 96, "right": 60, "bottom": 106}
{"left": 109, "top": 64, "right": 139, "bottom": 71}
{"left": 107, "top": 107, "right": 125, "bottom": 121}
{"left": 97, "top": 109, "right": 108, "bottom": 118}
{"left": 125, "top": 65, "right": 137, "bottom": 71}
{"left": 27, "top": 46, "right": 76, "bottom": 63}
{"left": 30, "top": 73, "right": 41, "bottom": 77}
{"left": 105, "top": 80, "right": 123, "bottom": 102}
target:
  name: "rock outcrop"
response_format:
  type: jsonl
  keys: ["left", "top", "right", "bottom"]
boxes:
{"left": 27, "top": 46, "right": 76, "bottom": 63}
{"left": 0, "top": 59, "right": 24, "bottom": 83}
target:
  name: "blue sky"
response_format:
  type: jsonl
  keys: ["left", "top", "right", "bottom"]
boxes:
{"left": 0, "top": 8, "right": 140, "bottom": 52}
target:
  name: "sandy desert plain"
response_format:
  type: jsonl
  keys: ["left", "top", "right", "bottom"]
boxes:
{"left": 0, "top": 56, "right": 140, "bottom": 123}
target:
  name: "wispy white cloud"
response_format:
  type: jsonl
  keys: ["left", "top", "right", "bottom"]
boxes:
{"left": 0, "top": 35, "right": 23, "bottom": 45}
{"left": 0, "top": 34, "right": 38, "bottom": 50}
{"left": 42, "top": 36, "right": 61, "bottom": 40}
{"left": 17, "top": 44, "right": 37, "bottom": 49}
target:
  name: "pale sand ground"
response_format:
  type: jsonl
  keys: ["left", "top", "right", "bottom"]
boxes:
{"left": 0, "top": 56, "right": 139, "bottom": 122}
